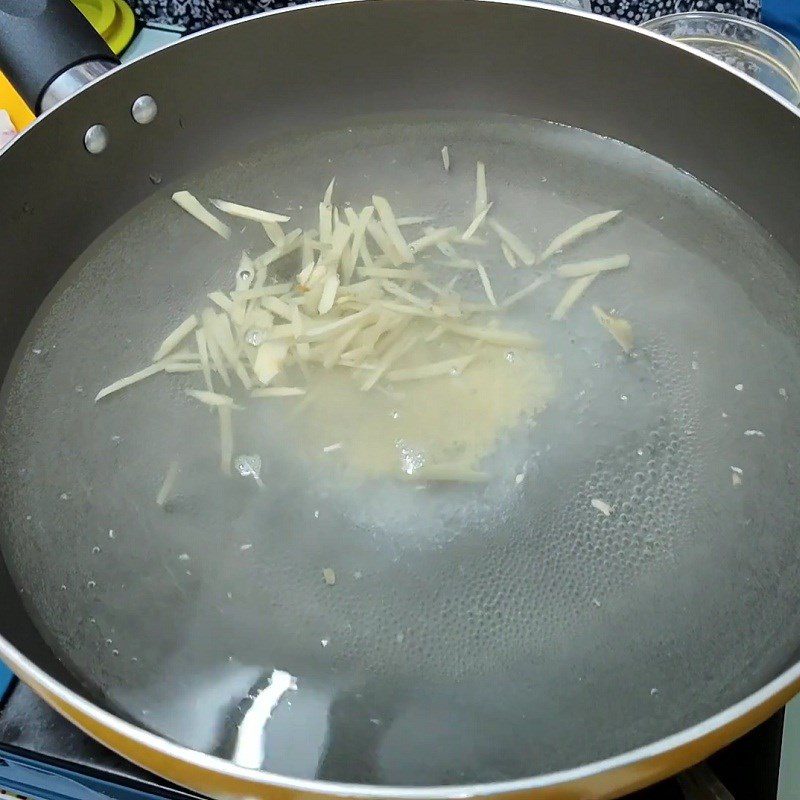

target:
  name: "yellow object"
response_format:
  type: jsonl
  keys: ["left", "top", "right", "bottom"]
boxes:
{"left": 73, "top": 0, "right": 136, "bottom": 55}
{"left": 0, "top": 0, "right": 136, "bottom": 131}
{"left": 0, "top": 71, "right": 34, "bottom": 131}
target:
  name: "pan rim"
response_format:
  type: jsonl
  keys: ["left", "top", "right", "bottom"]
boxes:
{"left": 3, "top": 630, "right": 800, "bottom": 796}
{"left": 2, "top": 0, "right": 800, "bottom": 796}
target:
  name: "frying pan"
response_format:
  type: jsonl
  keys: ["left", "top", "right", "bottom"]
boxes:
{"left": 1, "top": 1, "right": 800, "bottom": 799}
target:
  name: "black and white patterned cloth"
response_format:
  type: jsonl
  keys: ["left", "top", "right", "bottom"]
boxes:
{"left": 129, "top": 0, "right": 759, "bottom": 33}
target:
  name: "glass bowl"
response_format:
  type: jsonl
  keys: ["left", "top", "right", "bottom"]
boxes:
{"left": 641, "top": 12, "right": 800, "bottom": 105}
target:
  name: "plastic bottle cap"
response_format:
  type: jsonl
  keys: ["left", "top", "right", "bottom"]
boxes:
{"left": 73, "top": 0, "right": 136, "bottom": 55}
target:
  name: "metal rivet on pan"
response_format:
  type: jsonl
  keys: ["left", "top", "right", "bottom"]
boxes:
{"left": 131, "top": 95, "right": 158, "bottom": 125}
{"left": 84, "top": 124, "right": 109, "bottom": 154}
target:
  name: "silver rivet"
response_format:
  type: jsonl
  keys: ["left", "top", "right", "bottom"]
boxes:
{"left": 131, "top": 95, "right": 158, "bottom": 125}
{"left": 84, "top": 124, "right": 109, "bottom": 154}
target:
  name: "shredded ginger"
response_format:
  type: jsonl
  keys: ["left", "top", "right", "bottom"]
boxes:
{"left": 592, "top": 305, "right": 634, "bottom": 353}
{"left": 97, "top": 163, "right": 633, "bottom": 484}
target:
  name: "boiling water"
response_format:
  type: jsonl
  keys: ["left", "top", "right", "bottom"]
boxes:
{"left": 2, "top": 117, "right": 800, "bottom": 784}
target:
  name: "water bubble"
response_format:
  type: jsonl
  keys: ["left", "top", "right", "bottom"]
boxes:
{"left": 506, "top": 351, "right": 516, "bottom": 363}
{"left": 235, "top": 454, "right": 263, "bottom": 486}
{"left": 87, "top": 580, "right": 96, "bottom": 589}
{"left": 245, "top": 328, "right": 267, "bottom": 346}
{"left": 91, "top": 546, "right": 101, "bottom": 555}
{"left": 396, "top": 439, "right": 426, "bottom": 475}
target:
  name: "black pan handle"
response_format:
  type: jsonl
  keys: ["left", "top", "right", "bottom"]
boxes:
{"left": 0, "top": 0, "right": 119, "bottom": 114}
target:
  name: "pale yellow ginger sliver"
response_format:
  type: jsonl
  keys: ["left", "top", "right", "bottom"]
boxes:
{"left": 253, "top": 228, "right": 303, "bottom": 270}
{"left": 164, "top": 363, "right": 201, "bottom": 374}
{"left": 361, "top": 333, "right": 419, "bottom": 392}
{"left": 487, "top": 219, "right": 536, "bottom": 266}
{"left": 463, "top": 203, "right": 493, "bottom": 241}
{"left": 153, "top": 315, "right": 198, "bottom": 362}
{"left": 200, "top": 309, "right": 231, "bottom": 387}
{"left": 322, "top": 221, "right": 352, "bottom": 269}
{"left": 360, "top": 267, "right": 428, "bottom": 281}
{"left": 501, "top": 241, "right": 518, "bottom": 269}
{"left": 445, "top": 322, "right": 540, "bottom": 348}
{"left": 556, "top": 254, "right": 630, "bottom": 279}
{"left": 263, "top": 296, "right": 295, "bottom": 322}
{"left": 209, "top": 198, "right": 290, "bottom": 224}
{"left": 218, "top": 406, "right": 233, "bottom": 475}
{"left": 591, "top": 498, "right": 613, "bottom": 516}
{"left": 214, "top": 314, "right": 252, "bottom": 389}
{"left": 409, "top": 227, "right": 459, "bottom": 257}
{"left": 262, "top": 220, "right": 285, "bottom": 246}
{"left": 551, "top": 274, "right": 598, "bottom": 321}
{"left": 95, "top": 362, "right": 166, "bottom": 402}
{"left": 195, "top": 329, "right": 213, "bottom": 392}
{"left": 321, "top": 326, "right": 363, "bottom": 369}
{"left": 540, "top": 209, "right": 621, "bottom": 262}
{"left": 172, "top": 191, "right": 231, "bottom": 239}
{"left": 318, "top": 273, "right": 340, "bottom": 315}
{"left": 592, "top": 305, "right": 634, "bottom": 353}
{"left": 302, "top": 309, "right": 375, "bottom": 342}
{"left": 319, "top": 202, "right": 333, "bottom": 245}
{"left": 254, "top": 341, "right": 290, "bottom": 385}
{"left": 474, "top": 262, "right": 497, "bottom": 307}
{"left": 323, "top": 177, "right": 336, "bottom": 205}
{"left": 379, "top": 301, "right": 440, "bottom": 319}
{"left": 184, "top": 389, "right": 240, "bottom": 408}
{"left": 207, "top": 292, "right": 234, "bottom": 313}
{"left": 475, "top": 161, "right": 488, "bottom": 215}
{"left": 344, "top": 205, "right": 374, "bottom": 282}
{"left": 372, "top": 196, "right": 415, "bottom": 263}
{"left": 366, "top": 219, "right": 404, "bottom": 267}
{"left": 381, "top": 280, "right": 432, "bottom": 309}
{"left": 156, "top": 461, "right": 180, "bottom": 508}
{"left": 501, "top": 274, "right": 551, "bottom": 309}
